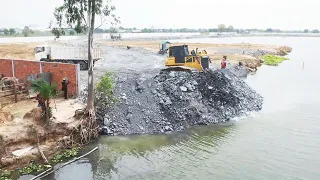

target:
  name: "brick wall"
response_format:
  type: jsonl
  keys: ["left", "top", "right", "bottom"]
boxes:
{"left": 0, "top": 59, "right": 79, "bottom": 96}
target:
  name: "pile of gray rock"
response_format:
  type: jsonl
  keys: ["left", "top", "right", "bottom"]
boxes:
{"left": 89, "top": 68, "right": 263, "bottom": 136}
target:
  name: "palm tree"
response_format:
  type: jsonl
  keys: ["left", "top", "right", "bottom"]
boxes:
{"left": 30, "top": 79, "right": 57, "bottom": 123}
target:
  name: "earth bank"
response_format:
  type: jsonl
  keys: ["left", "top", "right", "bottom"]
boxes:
{"left": 0, "top": 98, "right": 85, "bottom": 171}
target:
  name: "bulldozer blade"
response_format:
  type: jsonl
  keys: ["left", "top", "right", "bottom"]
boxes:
{"left": 160, "top": 67, "right": 192, "bottom": 74}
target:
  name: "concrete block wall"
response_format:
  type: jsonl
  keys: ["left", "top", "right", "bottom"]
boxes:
{"left": 0, "top": 59, "right": 79, "bottom": 96}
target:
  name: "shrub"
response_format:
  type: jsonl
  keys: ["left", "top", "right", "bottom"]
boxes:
{"left": 95, "top": 72, "right": 118, "bottom": 108}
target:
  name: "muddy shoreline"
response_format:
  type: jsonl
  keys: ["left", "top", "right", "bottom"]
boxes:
{"left": 0, "top": 99, "right": 85, "bottom": 171}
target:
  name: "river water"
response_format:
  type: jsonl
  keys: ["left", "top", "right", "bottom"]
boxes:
{"left": 22, "top": 37, "right": 320, "bottom": 180}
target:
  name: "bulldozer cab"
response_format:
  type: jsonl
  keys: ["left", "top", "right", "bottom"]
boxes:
{"left": 168, "top": 45, "right": 189, "bottom": 62}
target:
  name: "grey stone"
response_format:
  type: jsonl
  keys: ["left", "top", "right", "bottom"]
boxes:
{"left": 185, "top": 83, "right": 193, "bottom": 91}
{"left": 164, "top": 126, "right": 172, "bottom": 132}
{"left": 180, "top": 86, "right": 188, "bottom": 92}
{"left": 88, "top": 67, "right": 263, "bottom": 136}
{"left": 169, "top": 71, "right": 176, "bottom": 77}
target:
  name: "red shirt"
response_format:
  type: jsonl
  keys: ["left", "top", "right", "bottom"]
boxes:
{"left": 221, "top": 61, "right": 227, "bottom": 69}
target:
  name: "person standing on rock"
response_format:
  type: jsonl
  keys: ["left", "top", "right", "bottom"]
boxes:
{"left": 221, "top": 56, "right": 227, "bottom": 69}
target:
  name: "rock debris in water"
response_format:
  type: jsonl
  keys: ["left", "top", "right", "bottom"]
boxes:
{"left": 78, "top": 68, "right": 263, "bottom": 136}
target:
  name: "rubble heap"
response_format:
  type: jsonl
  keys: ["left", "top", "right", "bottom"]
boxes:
{"left": 81, "top": 68, "right": 263, "bottom": 136}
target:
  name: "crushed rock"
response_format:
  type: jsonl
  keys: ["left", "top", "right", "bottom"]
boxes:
{"left": 79, "top": 68, "right": 263, "bottom": 136}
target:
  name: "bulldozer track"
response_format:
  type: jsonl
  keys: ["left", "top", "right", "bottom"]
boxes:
{"left": 160, "top": 67, "right": 192, "bottom": 74}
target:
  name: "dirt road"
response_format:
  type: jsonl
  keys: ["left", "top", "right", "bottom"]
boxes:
{"left": 80, "top": 46, "right": 170, "bottom": 86}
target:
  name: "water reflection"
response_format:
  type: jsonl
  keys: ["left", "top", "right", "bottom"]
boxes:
{"left": 90, "top": 124, "right": 234, "bottom": 180}
{"left": 39, "top": 124, "right": 234, "bottom": 180}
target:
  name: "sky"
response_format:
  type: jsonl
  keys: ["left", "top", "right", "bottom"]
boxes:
{"left": 0, "top": 0, "right": 319, "bottom": 30}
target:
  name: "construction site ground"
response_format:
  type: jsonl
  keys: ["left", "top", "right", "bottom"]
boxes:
{"left": 0, "top": 97, "right": 84, "bottom": 170}
{"left": 0, "top": 38, "right": 291, "bottom": 172}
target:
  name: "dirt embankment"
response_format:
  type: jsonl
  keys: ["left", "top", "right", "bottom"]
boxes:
{"left": 0, "top": 98, "right": 84, "bottom": 170}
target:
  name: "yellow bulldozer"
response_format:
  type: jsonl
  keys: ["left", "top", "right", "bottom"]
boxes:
{"left": 163, "top": 44, "right": 210, "bottom": 72}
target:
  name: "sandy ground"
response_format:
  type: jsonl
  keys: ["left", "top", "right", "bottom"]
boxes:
{"left": 0, "top": 98, "right": 85, "bottom": 170}
{"left": 0, "top": 39, "right": 277, "bottom": 62}
{"left": 99, "top": 40, "right": 278, "bottom": 59}
{"left": 0, "top": 43, "right": 39, "bottom": 60}
{"left": 0, "top": 39, "right": 290, "bottom": 83}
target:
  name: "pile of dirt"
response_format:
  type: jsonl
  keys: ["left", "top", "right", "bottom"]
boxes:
{"left": 276, "top": 46, "right": 292, "bottom": 56}
{"left": 82, "top": 68, "right": 263, "bottom": 136}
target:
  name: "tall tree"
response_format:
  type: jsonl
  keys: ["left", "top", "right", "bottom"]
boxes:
{"left": 22, "top": 26, "right": 30, "bottom": 37}
{"left": 227, "top": 26, "right": 234, "bottom": 32}
{"left": 217, "top": 24, "right": 226, "bottom": 33}
{"left": 3, "top": 29, "right": 9, "bottom": 35}
{"left": 9, "top": 28, "right": 16, "bottom": 35}
{"left": 53, "top": 0, "right": 119, "bottom": 119}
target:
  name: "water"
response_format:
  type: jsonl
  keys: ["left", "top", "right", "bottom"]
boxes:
{"left": 23, "top": 37, "right": 320, "bottom": 180}
{"left": 0, "top": 33, "right": 200, "bottom": 44}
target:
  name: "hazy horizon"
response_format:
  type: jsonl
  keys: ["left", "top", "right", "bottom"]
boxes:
{"left": 1, "top": 0, "right": 319, "bottom": 30}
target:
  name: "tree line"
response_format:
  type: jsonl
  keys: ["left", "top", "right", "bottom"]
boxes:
{"left": 94, "top": 24, "right": 320, "bottom": 34}
{"left": 0, "top": 26, "right": 37, "bottom": 37}
{"left": 2, "top": 24, "right": 320, "bottom": 38}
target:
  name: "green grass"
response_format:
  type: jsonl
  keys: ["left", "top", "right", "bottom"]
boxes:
{"left": 261, "top": 54, "right": 289, "bottom": 66}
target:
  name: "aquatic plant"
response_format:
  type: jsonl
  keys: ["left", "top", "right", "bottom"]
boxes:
{"left": 51, "top": 147, "right": 80, "bottom": 163}
{"left": 18, "top": 161, "right": 51, "bottom": 175}
{"left": 0, "top": 170, "right": 12, "bottom": 180}
{"left": 261, "top": 54, "right": 289, "bottom": 66}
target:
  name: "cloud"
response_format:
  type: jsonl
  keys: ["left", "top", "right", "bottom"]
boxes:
{"left": 0, "top": 0, "right": 319, "bottom": 30}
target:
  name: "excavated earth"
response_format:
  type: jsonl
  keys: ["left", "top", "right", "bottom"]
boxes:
{"left": 80, "top": 67, "right": 263, "bottom": 136}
